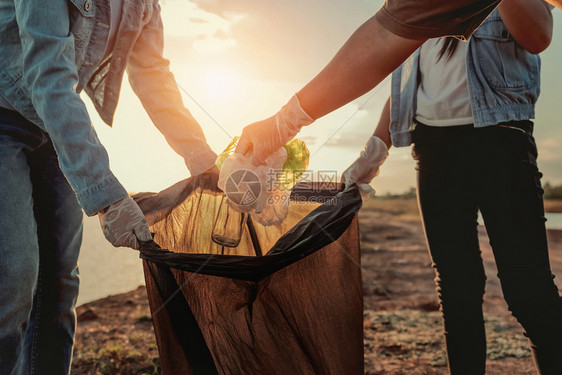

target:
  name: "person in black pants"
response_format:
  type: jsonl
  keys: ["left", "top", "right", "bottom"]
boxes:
{"left": 342, "top": 1, "right": 560, "bottom": 373}
{"left": 412, "top": 121, "right": 562, "bottom": 373}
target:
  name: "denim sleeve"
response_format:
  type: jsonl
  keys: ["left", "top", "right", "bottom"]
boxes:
{"left": 13, "top": 0, "right": 128, "bottom": 216}
{"left": 126, "top": 0, "right": 218, "bottom": 176}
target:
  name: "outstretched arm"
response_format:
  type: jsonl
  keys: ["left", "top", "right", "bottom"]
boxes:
{"left": 235, "top": 17, "right": 422, "bottom": 163}
{"left": 498, "top": 0, "right": 553, "bottom": 54}
{"left": 373, "top": 97, "right": 392, "bottom": 148}
{"left": 13, "top": 0, "right": 128, "bottom": 215}
{"left": 127, "top": 1, "right": 217, "bottom": 176}
{"left": 14, "top": 0, "right": 151, "bottom": 249}
{"left": 297, "top": 17, "right": 423, "bottom": 120}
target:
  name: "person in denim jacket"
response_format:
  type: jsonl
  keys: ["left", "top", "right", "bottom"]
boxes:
{"left": 0, "top": 0, "right": 217, "bottom": 373}
{"left": 343, "top": 0, "right": 561, "bottom": 374}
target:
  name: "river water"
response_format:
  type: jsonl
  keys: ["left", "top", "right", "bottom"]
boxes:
{"left": 545, "top": 212, "right": 562, "bottom": 230}
{"left": 77, "top": 215, "right": 146, "bottom": 306}
{"left": 477, "top": 212, "right": 562, "bottom": 230}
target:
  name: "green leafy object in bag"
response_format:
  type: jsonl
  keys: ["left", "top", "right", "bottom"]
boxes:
{"left": 281, "top": 139, "right": 310, "bottom": 189}
{"left": 215, "top": 137, "right": 309, "bottom": 190}
{"left": 215, "top": 136, "right": 240, "bottom": 171}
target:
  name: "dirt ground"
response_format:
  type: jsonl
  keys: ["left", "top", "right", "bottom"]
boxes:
{"left": 360, "top": 198, "right": 562, "bottom": 374}
{"left": 72, "top": 198, "right": 562, "bottom": 374}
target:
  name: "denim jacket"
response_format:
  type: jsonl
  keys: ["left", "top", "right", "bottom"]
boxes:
{"left": 390, "top": 9, "right": 541, "bottom": 147}
{"left": 0, "top": 0, "right": 217, "bottom": 215}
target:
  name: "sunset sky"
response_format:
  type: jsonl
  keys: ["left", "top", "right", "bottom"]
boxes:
{"left": 84, "top": 0, "right": 562, "bottom": 195}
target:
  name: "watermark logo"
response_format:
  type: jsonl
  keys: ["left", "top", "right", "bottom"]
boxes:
{"left": 224, "top": 169, "right": 262, "bottom": 206}
{"left": 265, "top": 169, "right": 339, "bottom": 191}
{"left": 224, "top": 169, "right": 341, "bottom": 207}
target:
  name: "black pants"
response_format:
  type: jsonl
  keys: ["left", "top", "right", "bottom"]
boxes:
{"left": 412, "top": 121, "right": 562, "bottom": 375}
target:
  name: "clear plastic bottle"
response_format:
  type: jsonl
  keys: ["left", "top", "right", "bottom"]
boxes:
{"left": 211, "top": 194, "right": 247, "bottom": 247}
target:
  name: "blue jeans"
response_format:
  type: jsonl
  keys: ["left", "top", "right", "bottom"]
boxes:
{"left": 413, "top": 121, "right": 562, "bottom": 375}
{"left": 0, "top": 108, "right": 82, "bottom": 375}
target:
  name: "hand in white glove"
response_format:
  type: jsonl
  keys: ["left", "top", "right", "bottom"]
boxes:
{"left": 235, "top": 95, "right": 314, "bottom": 165}
{"left": 204, "top": 165, "right": 220, "bottom": 176}
{"left": 342, "top": 136, "right": 389, "bottom": 197}
{"left": 98, "top": 197, "right": 152, "bottom": 250}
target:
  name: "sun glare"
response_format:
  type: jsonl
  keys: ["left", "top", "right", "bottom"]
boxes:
{"left": 201, "top": 65, "right": 240, "bottom": 100}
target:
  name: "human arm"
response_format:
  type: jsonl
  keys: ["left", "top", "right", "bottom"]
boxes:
{"left": 498, "top": 0, "right": 553, "bottom": 54}
{"left": 297, "top": 16, "right": 423, "bottom": 120}
{"left": 235, "top": 16, "right": 422, "bottom": 163}
{"left": 341, "top": 97, "right": 391, "bottom": 195}
{"left": 13, "top": 0, "right": 128, "bottom": 215}
{"left": 14, "top": 0, "right": 150, "bottom": 249}
{"left": 372, "top": 97, "right": 392, "bottom": 148}
{"left": 126, "top": 1, "right": 218, "bottom": 176}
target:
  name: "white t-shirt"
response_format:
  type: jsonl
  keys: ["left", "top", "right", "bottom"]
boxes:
{"left": 415, "top": 39, "right": 474, "bottom": 127}
{"left": 104, "top": 0, "right": 124, "bottom": 58}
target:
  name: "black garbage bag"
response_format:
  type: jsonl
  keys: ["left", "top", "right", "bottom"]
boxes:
{"left": 134, "top": 174, "right": 364, "bottom": 375}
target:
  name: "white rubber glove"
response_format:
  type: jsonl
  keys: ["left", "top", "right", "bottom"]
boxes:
{"left": 98, "top": 197, "right": 152, "bottom": 250}
{"left": 342, "top": 136, "right": 389, "bottom": 198}
{"left": 235, "top": 95, "right": 314, "bottom": 165}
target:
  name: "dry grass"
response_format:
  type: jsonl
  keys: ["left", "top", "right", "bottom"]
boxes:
{"left": 365, "top": 198, "right": 421, "bottom": 223}
{"left": 364, "top": 309, "right": 530, "bottom": 370}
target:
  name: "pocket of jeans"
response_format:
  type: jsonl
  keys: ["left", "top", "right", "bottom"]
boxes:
{"left": 492, "top": 125, "right": 546, "bottom": 222}
{"left": 518, "top": 136, "right": 545, "bottom": 222}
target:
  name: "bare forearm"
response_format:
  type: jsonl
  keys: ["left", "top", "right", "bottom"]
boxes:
{"left": 373, "top": 97, "right": 392, "bottom": 148}
{"left": 297, "top": 16, "right": 423, "bottom": 120}
{"left": 498, "top": 0, "right": 553, "bottom": 54}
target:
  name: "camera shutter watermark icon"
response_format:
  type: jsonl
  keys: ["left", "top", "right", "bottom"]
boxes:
{"left": 224, "top": 169, "right": 262, "bottom": 206}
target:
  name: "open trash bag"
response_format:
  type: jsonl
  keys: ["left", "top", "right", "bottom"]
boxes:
{"left": 133, "top": 173, "right": 364, "bottom": 374}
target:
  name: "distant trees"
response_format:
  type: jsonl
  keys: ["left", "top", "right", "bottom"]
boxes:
{"left": 544, "top": 182, "right": 562, "bottom": 200}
